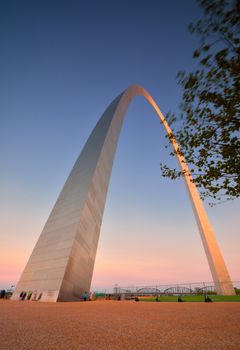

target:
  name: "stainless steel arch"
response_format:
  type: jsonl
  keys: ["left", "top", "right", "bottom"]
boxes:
{"left": 12, "top": 85, "right": 235, "bottom": 302}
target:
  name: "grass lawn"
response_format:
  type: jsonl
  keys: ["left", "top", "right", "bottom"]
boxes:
{"left": 139, "top": 295, "right": 240, "bottom": 302}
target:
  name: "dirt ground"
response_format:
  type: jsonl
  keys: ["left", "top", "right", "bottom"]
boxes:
{"left": 1, "top": 299, "right": 240, "bottom": 350}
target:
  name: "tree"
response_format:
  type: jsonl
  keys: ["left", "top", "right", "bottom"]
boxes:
{"left": 161, "top": 0, "right": 240, "bottom": 204}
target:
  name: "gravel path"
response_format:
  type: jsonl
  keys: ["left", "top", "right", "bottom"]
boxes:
{"left": 1, "top": 300, "right": 240, "bottom": 349}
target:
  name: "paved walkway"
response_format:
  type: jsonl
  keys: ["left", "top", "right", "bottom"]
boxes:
{"left": 1, "top": 300, "right": 240, "bottom": 349}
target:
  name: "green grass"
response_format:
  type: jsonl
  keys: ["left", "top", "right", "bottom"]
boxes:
{"left": 139, "top": 295, "right": 240, "bottom": 302}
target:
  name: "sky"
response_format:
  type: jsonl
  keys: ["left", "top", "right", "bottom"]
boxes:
{"left": 0, "top": 0, "right": 239, "bottom": 291}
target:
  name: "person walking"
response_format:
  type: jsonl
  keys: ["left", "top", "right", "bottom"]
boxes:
{"left": 0, "top": 290, "right": 6, "bottom": 299}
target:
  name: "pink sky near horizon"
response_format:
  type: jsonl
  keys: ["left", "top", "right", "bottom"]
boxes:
{"left": 1, "top": 196, "right": 239, "bottom": 291}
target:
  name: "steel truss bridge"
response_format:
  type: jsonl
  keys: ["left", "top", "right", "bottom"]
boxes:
{"left": 113, "top": 281, "right": 240, "bottom": 297}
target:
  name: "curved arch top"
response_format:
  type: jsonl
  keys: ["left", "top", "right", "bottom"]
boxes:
{"left": 12, "top": 85, "right": 235, "bottom": 302}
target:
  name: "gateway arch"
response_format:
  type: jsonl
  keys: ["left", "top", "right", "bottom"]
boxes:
{"left": 11, "top": 85, "right": 235, "bottom": 301}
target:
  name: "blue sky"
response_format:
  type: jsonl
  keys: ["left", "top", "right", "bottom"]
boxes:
{"left": 0, "top": 0, "right": 239, "bottom": 290}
